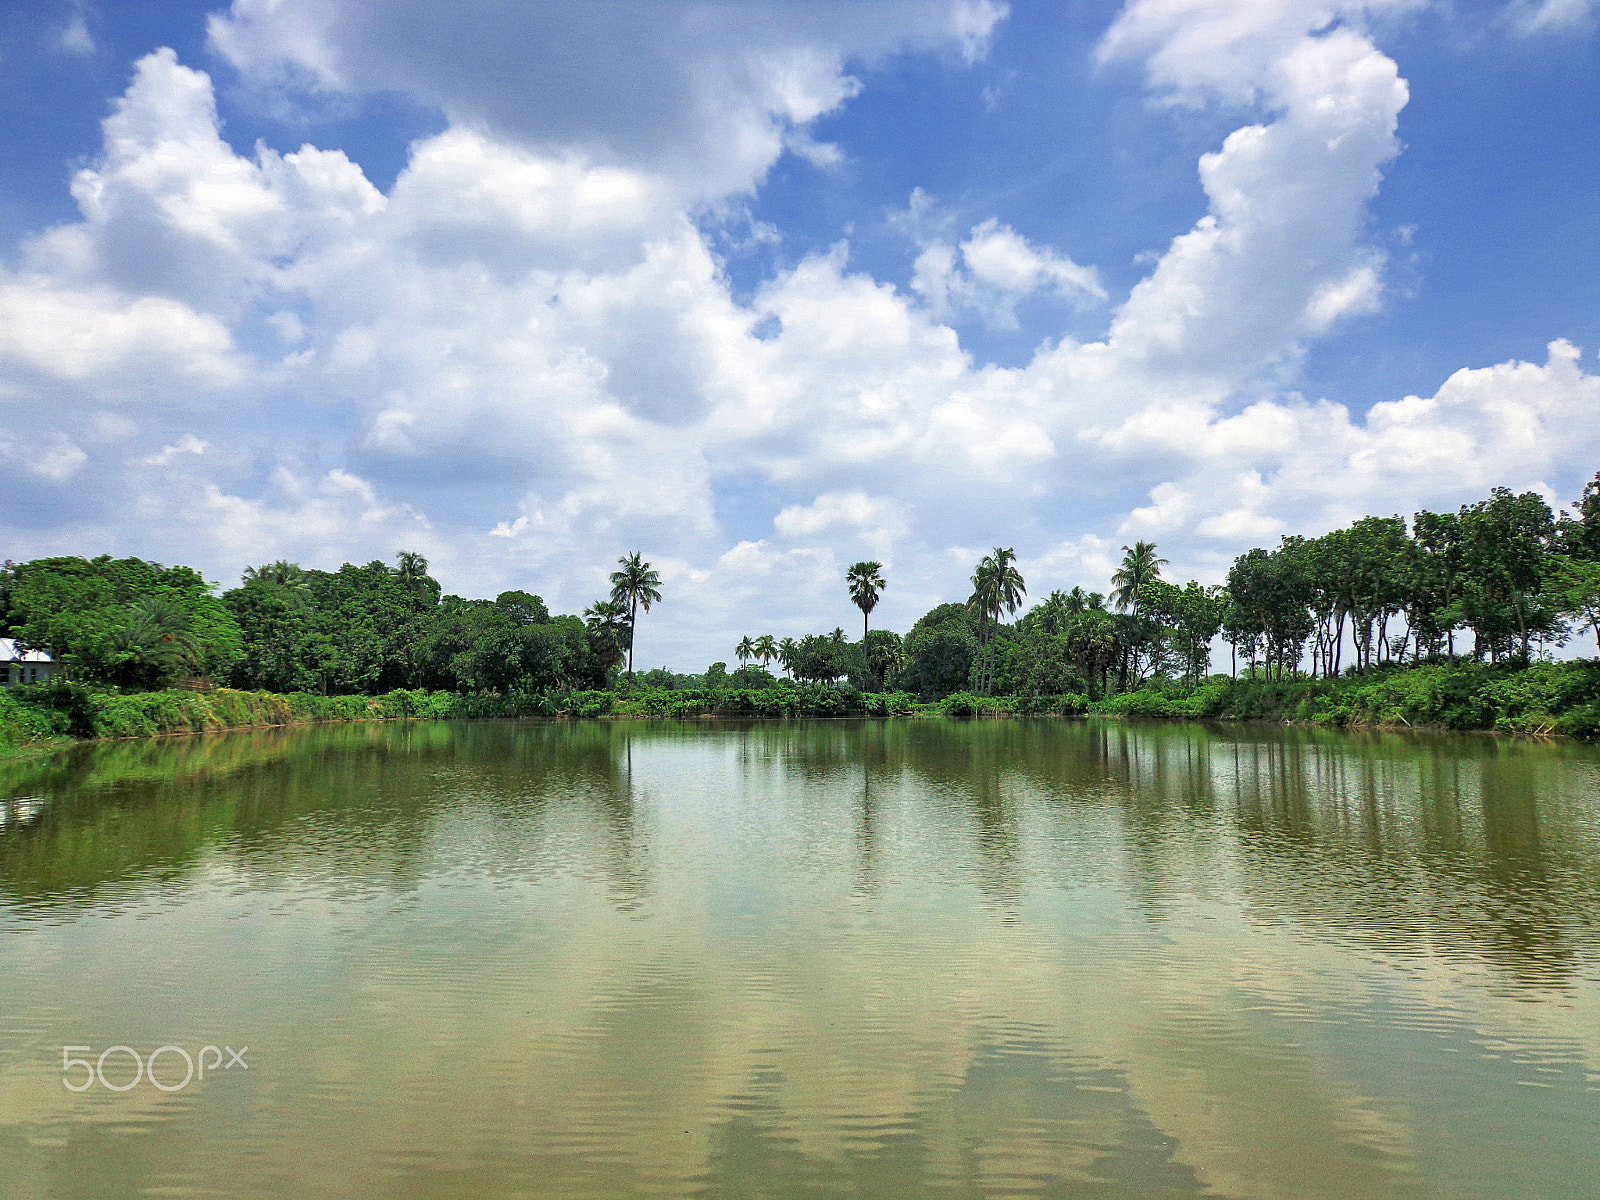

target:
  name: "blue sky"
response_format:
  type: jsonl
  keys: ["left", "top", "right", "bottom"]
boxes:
{"left": 0, "top": 0, "right": 1597, "bottom": 667}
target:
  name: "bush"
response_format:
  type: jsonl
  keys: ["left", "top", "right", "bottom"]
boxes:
{"left": 563, "top": 690, "right": 614, "bottom": 718}
{"left": 940, "top": 691, "right": 981, "bottom": 717}
{"left": 1079, "top": 662, "right": 1600, "bottom": 739}
{"left": 862, "top": 691, "right": 917, "bottom": 717}
{"left": 0, "top": 690, "right": 73, "bottom": 752}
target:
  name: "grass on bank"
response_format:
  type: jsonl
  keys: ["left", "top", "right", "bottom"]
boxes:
{"left": 0, "top": 660, "right": 1596, "bottom": 755}
{"left": 1094, "top": 660, "right": 1600, "bottom": 739}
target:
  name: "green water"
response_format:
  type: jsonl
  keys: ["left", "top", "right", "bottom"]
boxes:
{"left": 1, "top": 717, "right": 1597, "bottom": 1199}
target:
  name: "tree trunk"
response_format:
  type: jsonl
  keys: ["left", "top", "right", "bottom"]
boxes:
{"left": 627, "top": 599, "right": 637, "bottom": 678}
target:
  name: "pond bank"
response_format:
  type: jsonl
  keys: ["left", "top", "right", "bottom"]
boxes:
{"left": 2, "top": 661, "right": 1595, "bottom": 757}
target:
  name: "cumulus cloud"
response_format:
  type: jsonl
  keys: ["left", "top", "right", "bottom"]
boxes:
{"left": 774, "top": 491, "right": 907, "bottom": 541}
{"left": 1, "top": 1, "right": 1597, "bottom": 668}
{"left": 0, "top": 431, "right": 89, "bottom": 483}
{"left": 905, "top": 201, "right": 1106, "bottom": 329}
{"left": 207, "top": 0, "right": 1008, "bottom": 200}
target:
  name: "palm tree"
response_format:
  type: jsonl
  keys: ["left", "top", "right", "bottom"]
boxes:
{"left": 754, "top": 634, "right": 778, "bottom": 668}
{"left": 112, "top": 597, "right": 202, "bottom": 687}
{"left": 777, "top": 636, "right": 798, "bottom": 678}
{"left": 1110, "top": 541, "right": 1168, "bottom": 617}
{"left": 242, "top": 560, "right": 309, "bottom": 590}
{"left": 583, "top": 599, "right": 631, "bottom": 681}
{"left": 845, "top": 561, "right": 886, "bottom": 641}
{"left": 609, "top": 552, "right": 663, "bottom": 678}
{"left": 1038, "top": 590, "right": 1070, "bottom": 635}
{"left": 1064, "top": 585, "right": 1098, "bottom": 614}
{"left": 1110, "top": 541, "right": 1167, "bottom": 693}
{"left": 736, "top": 636, "right": 756, "bottom": 667}
{"left": 967, "top": 547, "right": 1026, "bottom": 694}
{"left": 394, "top": 550, "right": 430, "bottom": 589}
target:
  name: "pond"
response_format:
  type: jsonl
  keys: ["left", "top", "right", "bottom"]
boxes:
{"left": 0, "top": 717, "right": 1597, "bottom": 1199}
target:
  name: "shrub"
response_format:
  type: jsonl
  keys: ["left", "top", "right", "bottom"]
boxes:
{"left": 941, "top": 691, "right": 981, "bottom": 717}
{"left": 563, "top": 690, "right": 614, "bottom": 718}
{"left": 0, "top": 690, "right": 73, "bottom": 751}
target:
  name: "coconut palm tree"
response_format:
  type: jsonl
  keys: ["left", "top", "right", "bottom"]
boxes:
{"left": 1110, "top": 541, "right": 1168, "bottom": 617}
{"left": 754, "top": 634, "right": 778, "bottom": 669}
{"left": 242, "top": 560, "right": 310, "bottom": 590}
{"left": 609, "top": 552, "right": 663, "bottom": 679}
{"left": 1109, "top": 541, "right": 1167, "bottom": 693}
{"left": 112, "top": 597, "right": 202, "bottom": 687}
{"left": 845, "top": 561, "right": 886, "bottom": 640}
{"left": 394, "top": 550, "right": 430, "bottom": 589}
{"left": 1064, "top": 585, "right": 1101, "bottom": 614}
{"left": 1037, "top": 590, "right": 1070, "bottom": 636}
{"left": 777, "top": 636, "right": 798, "bottom": 678}
{"left": 967, "top": 547, "right": 1026, "bottom": 694}
{"left": 736, "top": 635, "right": 756, "bottom": 667}
{"left": 583, "top": 599, "right": 631, "bottom": 681}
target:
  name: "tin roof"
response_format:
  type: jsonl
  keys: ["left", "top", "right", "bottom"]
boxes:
{"left": 0, "top": 638, "right": 54, "bottom": 663}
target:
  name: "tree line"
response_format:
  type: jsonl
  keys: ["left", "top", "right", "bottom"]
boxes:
{"left": 734, "top": 473, "right": 1600, "bottom": 698}
{"left": 2, "top": 471, "right": 1596, "bottom": 700}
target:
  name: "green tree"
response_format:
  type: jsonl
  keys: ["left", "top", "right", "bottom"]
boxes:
{"left": 415, "top": 594, "right": 599, "bottom": 692}
{"left": 1409, "top": 511, "right": 1466, "bottom": 662}
{"left": 1561, "top": 471, "right": 1600, "bottom": 561}
{"left": 3, "top": 555, "right": 243, "bottom": 685}
{"left": 1225, "top": 547, "right": 1313, "bottom": 678}
{"left": 302, "top": 559, "right": 439, "bottom": 693}
{"left": 241, "top": 560, "right": 310, "bottom": 591}
{"left": 1141, "top": 580, "right": 1225, "bottom": 685}
{"left": 1458, "top": 489, "right": 1556, "bottom": 662}
{"left": 859, "top": 629, "right": 905, "bottom": 692}
{"left": 609, "top": 552, "right": 663, "bottom": 679}
{"left": 845, "top": 561, "right": 886, "bottom": 640}
{"left": 109, "top": 597, "right": 203, "bottom": 689}
{"left": 899, "top": 603, "right": 979, "bottom": 697}
{"left": 736, "top": 635, "right": 756, "bottom": 667}
{"left": 583, "top": 599, "right": 631, "bottom": 682}
{"left": 1109, "top": 541, "right": 1167, "bottom": 690}
{"left": 1110, "top": 542, "right": 1168, "bottom": 616}
{"left": 394, "top": 550, "right": 438, "bottom": 601}
{"left": 1549, "top": 556, "right": 1600, "bottom": 653}
{"left": 753, "top": 633, "right": 778, "bottom": 669}
{"left": 225, "top": 580, "right": 335, "bottom": 692}
{"left": 967, "top": 548, "right": 1025, "bottom": 694}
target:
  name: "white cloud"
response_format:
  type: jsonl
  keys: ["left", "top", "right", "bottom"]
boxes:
{"left": 1098, "top": 0, "right": 1424, "bottom": 105}
{"left": 1508, "top": 0, "right": 1595, "bottom": 35}
{"left": 145, "top": 434, "right": 209, "bottom": 465}
{"left": 774, "top": 491, "right": 907, "bottom": 540}
{"left": 59, "top": 12, "right": 95, "bottom": 56}
{"left": 0, "top": 277, "right": 241, "bottom": 390}
{"left": 1121, "top": 482, "right": 1193, "bottom": 535}
{"left": 902, "top": 199, "right": 1104, "bottom": 328}
{"left": 0, "top": 431, "right": 89, "bottom": 483}
{"left": 207, "top": 0, "right": 1007, "bottom": 201}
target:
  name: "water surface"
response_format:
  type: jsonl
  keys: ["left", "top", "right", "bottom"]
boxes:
{"left": 1, "top": 718, "right": 1598, "bottom": 1199}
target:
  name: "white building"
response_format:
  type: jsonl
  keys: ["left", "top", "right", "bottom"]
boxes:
{"left": 0, "top": 638, "right": 63, "bottom": 687}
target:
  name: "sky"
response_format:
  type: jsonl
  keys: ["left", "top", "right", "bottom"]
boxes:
{"left": 0, "top": 0, "right": 1597, "bottom": 670}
